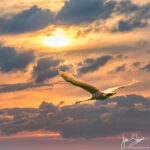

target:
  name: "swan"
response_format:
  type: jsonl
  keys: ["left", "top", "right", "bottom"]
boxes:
{"left": 58, "top": 70, "right": 139, "bottom": 104}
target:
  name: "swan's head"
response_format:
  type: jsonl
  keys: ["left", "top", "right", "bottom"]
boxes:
{"left": 106, "top": 92, "right": 116, "bottom": 97}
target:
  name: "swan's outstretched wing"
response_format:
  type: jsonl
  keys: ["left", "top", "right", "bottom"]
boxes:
{"left": 58, "top": 70, "right": 101, "bottom": 94}
{"left": 103, "top": 80, "right": 139, "bottom": 94}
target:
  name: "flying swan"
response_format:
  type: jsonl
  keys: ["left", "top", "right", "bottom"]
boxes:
{"left": 58, "top": 70, "right": 139, "bottom": 104}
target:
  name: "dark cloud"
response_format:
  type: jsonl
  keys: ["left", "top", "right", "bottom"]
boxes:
{"left": 33, "top": 57, "right": 69, "bottom": 83}
{"left": 57, "top": 0, "right": 150, "bottom": 32}
{"left": 115, "top": 0, "right": 139, "bottom": 14}
{"left": 132, "top": 62, "right": 141, "bottom": 68}
{"left": 116, "top": 54, "right": 128, "bottom": 59}
{"left": 0, "top": 5, "right": 55, "bottom": 34}
{"left": 0, "top": 46, "right": 35, "bottom": 72}
{"left": 0, "top": 1, "right": 149, "bottom": 34}
{"left": 109, "top": 64, "right": 126, "bottom": 74}
{"left": 116, "top": 4, "right": 150, "bottom": 31}
{"left": 0, "top": 82, "right": 52, "bottom": 93}
{"left": 58, "top": 65, "right": 70, "bottom": 72}
{"left": 33, "top": 57, "right": 60, "bottom": 83}
{"left": 39, "top": 101, "right": 58, "bottom": 113}
{"left": 0, "top": 0, "right": 149, "bottom": 34}
{"left": 118, "top": 20, "right": 146, "bottom": 32}
{"left": 78, "top": 56, "right": 112, "bottom": 73}
{"left": 141, "top": 63, "right": 150, "bottom": 71}
{"left": 57, "top": 0, "right": 116, "bottom": 25}
{"left": 0, "top": 95, "right": 150, "bottom": 138}
{"left": 115, "top": 64, "right": 126, "bottom": 72}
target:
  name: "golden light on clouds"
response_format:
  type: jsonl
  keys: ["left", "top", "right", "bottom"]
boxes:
{"left": 0, "top": 0, "right": 67, "bottom": 17}
{"left": 44, "top": 29, "right": 70, "bottom": 47}
{"left": 0, "top": 130, "right": 61, "bottom": 139}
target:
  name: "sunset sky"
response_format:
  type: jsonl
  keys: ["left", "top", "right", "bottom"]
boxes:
{"left": 0, "top": 0, "right": 150, "bottom": 149}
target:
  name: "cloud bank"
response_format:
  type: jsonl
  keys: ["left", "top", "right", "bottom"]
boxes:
{"left": 0, "top": 1, "right": 150, "bottom": 34}
{"left": 0, "top": 95, "right": 150, "bottom": 138}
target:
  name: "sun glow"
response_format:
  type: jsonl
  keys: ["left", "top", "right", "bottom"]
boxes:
{"left": 44, "top": 30, "right": 70, "bottom": 47}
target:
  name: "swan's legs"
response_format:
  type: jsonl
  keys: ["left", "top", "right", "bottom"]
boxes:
{"left": 75, "top": 98, "right": 93, "bottom": 104}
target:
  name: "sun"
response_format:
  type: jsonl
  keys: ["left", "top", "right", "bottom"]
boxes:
{"left": 44, "top": 30, "right": 70, "bottom": 47}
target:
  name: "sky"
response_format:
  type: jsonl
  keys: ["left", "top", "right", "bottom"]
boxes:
{"left": 0, "top": 0, "right": 150, "bottom": 149}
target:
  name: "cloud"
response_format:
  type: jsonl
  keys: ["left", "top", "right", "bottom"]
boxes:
{"left": 0, "top": 5, "right": 55, "bottom": 34}
{"left": 57, "top": 0, "right": 150, "bottom": 32}
{"left": 0, "top": 95, "right": 150, "bottom": 138}
{"left": 118, "top": 19, "right": 146, "bottom": 32}
{"left": 0, "top": 82, "right": 52, "bottom": 93}
{"left": 116, "top": 4, "right": 150, "bottom": 31}
{"left": 39, "top": 101, "right": 58, "bottom": 113}
{"left": 57, "top": 0, "right": 116, "bottom": 25}
{"left": 132, "top": 62, "right": 141, "bottom": 68}
{"left": 141, "top": 63, "right": 150, "bottom": 71}
{"left": 78, "top": 56, "right": 112, "bottom": 73}
{"left": 115, "top": 0, "right": 139, "bottom": 14}
{"left": 109, "top": 64, "right": 126, "bottom": 74}
{"left": 0, "top": 1, "right": 149, "bottom": 34}
{"left": 33, "top": 57, "right": 69, "bottom": 83}
{"left": 0, "top": 46, "right": 35, "bottom": 72}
